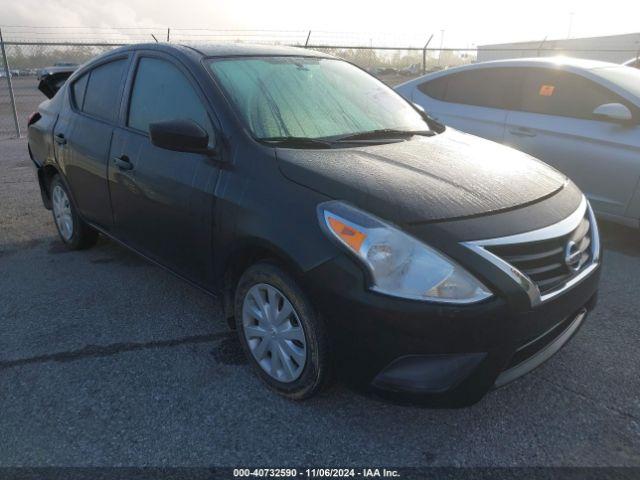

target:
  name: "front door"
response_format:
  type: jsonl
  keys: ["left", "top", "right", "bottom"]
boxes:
{"left": 504, "top": 67, "right": 640, "bottom": 217}
{"left": 108, "top": 53, "right": 220, "bottom": 287}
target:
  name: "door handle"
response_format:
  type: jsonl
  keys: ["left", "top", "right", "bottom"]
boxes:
{"left": 113, "top": 155, "right": 133, "bottom": 171}
{"left": 54, "top": 133, "right": 67, "bottom": 145}
{"left": 508, "top": 128, "right": 537, "bottom": 138}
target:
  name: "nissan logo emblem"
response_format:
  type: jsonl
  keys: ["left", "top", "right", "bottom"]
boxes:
{"left": 564, "top": 240, "right": 583, "bottom": 272}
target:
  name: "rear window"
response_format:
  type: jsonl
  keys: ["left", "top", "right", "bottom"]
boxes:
{"left": 418, "top": 68, "right": 520, "bottom": 110}
{"left": 82, "top": 59, "right": 127, "bottom": 122}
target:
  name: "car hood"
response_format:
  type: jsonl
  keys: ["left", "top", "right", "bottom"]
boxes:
{"left": 276, "top": 129, "right": 567, "bottom": 224}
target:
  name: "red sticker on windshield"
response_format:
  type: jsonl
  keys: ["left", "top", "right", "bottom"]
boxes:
{"left": 539, "top": 85, "right": 555, "bottom": 96}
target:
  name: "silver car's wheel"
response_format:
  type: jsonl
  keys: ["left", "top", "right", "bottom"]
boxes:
{"left": 52, "top": 184, "right": 74, "bottom": 241}
{"left": 242, "top": 283, "right": 307, "bottom": 383}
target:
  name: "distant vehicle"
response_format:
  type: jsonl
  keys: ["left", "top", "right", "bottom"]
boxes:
{"left": 369, "top": 66, "right": 398, "bottom": 76}
{"left": 27, "top": 43, "right": 601, "bottom": 406}
{"left": 396, "top": 58, "right": 640, "bottom": 228}
{"left": 400, "top": 63, "right": 421, "bottom": 76}
{"left": 623, "top": 57, "right": 640, "bottom": 69}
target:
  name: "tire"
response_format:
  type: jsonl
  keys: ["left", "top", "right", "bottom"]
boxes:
{"left": 50, "top": 175, "right": 99, "bottom": 250}
{"left": 234, "top": 261, "right": 332, "bottom": 400}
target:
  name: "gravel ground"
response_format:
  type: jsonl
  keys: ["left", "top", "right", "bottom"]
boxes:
{"left": 1, "top": 136, "right": 639, "bottom": 467}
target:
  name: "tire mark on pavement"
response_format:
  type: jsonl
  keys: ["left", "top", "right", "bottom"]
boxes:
{"left": 0, "top": 331, "right": 233, "bottom": 371}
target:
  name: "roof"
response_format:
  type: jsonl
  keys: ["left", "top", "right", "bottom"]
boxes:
{"left": 411, "top": 57, "right": 623, "bottom": 81}
{"left": 474, "top": 57, "right": 621, "bottom": 70}
{"left": 179, "top": 42, "right": 332, "bottom": 58}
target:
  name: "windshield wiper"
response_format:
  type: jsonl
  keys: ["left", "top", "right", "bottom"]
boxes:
{"left": 260, "top": 136, "right": 334, "bottom": 149}
{"left": 332, "top": 129, "right": 434, "bottom": 142}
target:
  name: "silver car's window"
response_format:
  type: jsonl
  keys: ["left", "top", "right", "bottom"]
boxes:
{"left": 418, "top": 68, "right": 520, "bottom": 110}
{"left": 518, "top": 68, "right": 628, "bottom": 120}
{"left": 208, "top": 56, "right": 428, "bottom": 139}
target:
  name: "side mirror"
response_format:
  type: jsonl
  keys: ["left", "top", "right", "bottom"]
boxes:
{"left": 592, "top": 103, "right": 633, "bottom": 124}
{"left": 149, "top": 119, "right": 216, "bottom": 155}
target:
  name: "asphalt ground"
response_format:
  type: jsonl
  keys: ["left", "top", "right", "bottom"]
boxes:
{"left": 1, "top": 135, "right": 640, "bottom": 468}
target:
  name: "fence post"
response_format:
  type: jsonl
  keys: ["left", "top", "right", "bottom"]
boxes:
{"left": 422, "top": 34, "right": 433, "bottom": 74}
{"left": 167, "top": 28, "right": 170, "bottom": 42}
{"left": 0, "top": 28, "right": 21, "bottom": 138}
{"left": 536, "top": 36, "right": 547, "bottom": 57}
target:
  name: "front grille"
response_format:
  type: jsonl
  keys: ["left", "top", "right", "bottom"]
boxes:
{"left": 485, "top": 213, "right": 592, "bottom": 295}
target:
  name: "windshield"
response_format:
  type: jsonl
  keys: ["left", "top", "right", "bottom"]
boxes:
{"left": 594, "top": 66, "right": 640, "bottom": 99}
{"left": 208, "top": 56, "right": 429, "bottom": 140}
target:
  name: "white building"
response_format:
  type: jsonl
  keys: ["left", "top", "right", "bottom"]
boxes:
{"left": 478, "top": 32, "right": 640, "bottom": 64}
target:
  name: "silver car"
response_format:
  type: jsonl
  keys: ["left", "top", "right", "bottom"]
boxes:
{"left": 396, "top": 58, "right": 640, "bottom": 228}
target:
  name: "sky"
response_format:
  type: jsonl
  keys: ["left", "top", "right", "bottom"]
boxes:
{"left": 1, "top": 0, "right": 639, "bottom": 47}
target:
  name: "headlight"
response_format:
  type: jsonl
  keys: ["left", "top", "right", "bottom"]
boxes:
{"left": 318, "top": 201, "right": 492, "bottom": 303}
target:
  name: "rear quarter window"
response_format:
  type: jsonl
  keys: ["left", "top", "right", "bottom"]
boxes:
{"left": 417, "top": 76, "right": 448, "bottom": 100}
{"left": 71, "top": 73, "right": 88, "bottom": 110}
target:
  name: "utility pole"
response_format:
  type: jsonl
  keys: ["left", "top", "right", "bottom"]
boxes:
{"left": 567, "top": 12, "right": 575, "bottom": 39}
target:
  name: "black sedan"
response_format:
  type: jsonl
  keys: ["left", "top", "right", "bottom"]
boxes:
{"left": 27, "top": 43, "right": 601, "bottom": 406}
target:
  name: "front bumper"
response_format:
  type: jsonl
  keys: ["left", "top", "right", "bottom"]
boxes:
{"left": 303, "top": 253, "right": 601, "bottom": 407}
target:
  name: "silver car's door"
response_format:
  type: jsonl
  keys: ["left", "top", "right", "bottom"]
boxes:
{"left": 504, "top": 67, "right": 640, "bottom": 218}
{"left": 411, "top": 67, "right": 521, "bottom": 144}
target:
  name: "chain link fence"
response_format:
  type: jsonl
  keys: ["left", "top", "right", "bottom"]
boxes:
{"left": 1, "top": 27, "right": 637, "bottom": 139}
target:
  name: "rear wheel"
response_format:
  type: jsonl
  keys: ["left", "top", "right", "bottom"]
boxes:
{"left": 50, "top": 175, "right": 98, "bottom": 250}
{"left": 234, "top": 261, "right": 331, "bottom": 400}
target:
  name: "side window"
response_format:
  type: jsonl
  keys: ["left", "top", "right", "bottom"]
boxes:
{"left": 518, "top": 68, "right": 623, "bottom": 120}
{"left": 71, "top": 73, "right": 88, "bottom": 110}
{"left": 128, "top": 57, "right": 213, "bottom": 142}
{"left": 82, "top": 59, "right": 127, "bottom": 122}
{"left": 442, "top": 68, "right": 520, "bottom": 109}
{"left": 417, "top": 76, "right": 447, "bottom": 101}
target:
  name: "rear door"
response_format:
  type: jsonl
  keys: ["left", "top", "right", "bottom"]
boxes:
{"left": 504, "top": 67, "right": 640, "bottom": 217}
{"left": 412, "top": 67, "right": 520, "bottom": 143}
{"left": 53, "top": 56, "right": 130, "bottom": 228}
{"left": 108, "top": 52, "right": 221, "bottom": 286}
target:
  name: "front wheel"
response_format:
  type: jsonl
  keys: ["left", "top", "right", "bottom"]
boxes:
{"left": 234, "top": 261, "right": 332, "bottom": 400}
{"left": 50, "top": 175, "right": 98, "bottom": 250}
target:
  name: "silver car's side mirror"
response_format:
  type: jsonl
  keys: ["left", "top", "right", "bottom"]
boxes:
{"left": 593, "top": 103, "right": 633, "bottom": 124}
